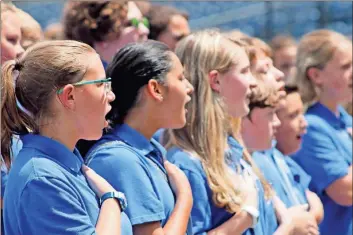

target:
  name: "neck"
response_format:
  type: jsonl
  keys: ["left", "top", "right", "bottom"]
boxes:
{"left": 124, "top": 107, "right": 160, "bottom": 140}
{"left": 39, "top": 118, "right": 78, "bottom": 151}
{"left": 319, "top": 94, "right": 340, "bottom": 116}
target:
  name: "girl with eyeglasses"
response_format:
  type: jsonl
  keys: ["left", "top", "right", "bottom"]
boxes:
{"left": 64, "top": 1, "right": 151, "bottom": 157}
{"left": 86, "top": 40, "right": 194, "bottom": 235}
{"left": 2, "top": 40, "right": 132, "bottom": 235}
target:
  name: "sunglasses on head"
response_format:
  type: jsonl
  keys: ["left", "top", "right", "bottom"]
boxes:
{"left": 127, "top": 17, "right": 150, "bottom": 29}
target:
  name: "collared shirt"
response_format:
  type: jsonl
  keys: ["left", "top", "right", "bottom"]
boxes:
{"left": 4, "top": 134, "right": 132, "bottom": 235}
{"left": 1, "top": 136, "right": 23, "bottom": 197}
{"left": 253, "top": 144, "right": 310, "bottom": 208}
{"left": 292, "top": 102, "right": 352, "bottom": 235}
{"left": 166, "top": 136, "right": 278, "bottom": 235}
{"left": 152, "top": 128, "right": 165, "bottom": 143}
{"left": 86, "top": 124, "right": 179, "bottom": 230}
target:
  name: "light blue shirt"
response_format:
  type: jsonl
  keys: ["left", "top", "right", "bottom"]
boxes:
{"left": 166, "top": 136, "right": 278, "bottom": 235}
{"left": 253, "top": 146, "right": 310, "bottom": 208}
{"left": 292, "top": 103, "right": 352, "bottom": 235}
{"left": 4, "top": 134, "right": 132, "bottom": 235}
{"left": 1, "top": 135, "right": 23, "bottom": 198}
{"left": 86, "top": 124, "right": 186, "bottom": 232}
{"left": 152, "top": 128, "right": 165, "bottom": 143}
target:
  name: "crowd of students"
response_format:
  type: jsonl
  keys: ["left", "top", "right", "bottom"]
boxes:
{"left": 1, "top": 1, "right": 352, "bottom": 235}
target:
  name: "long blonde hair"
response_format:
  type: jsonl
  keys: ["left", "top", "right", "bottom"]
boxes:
{"left": 163, "top": 30, "right": 271, "bottom": 213}
{"left": 295, "top": 29, "right": 351, "bottom": 106}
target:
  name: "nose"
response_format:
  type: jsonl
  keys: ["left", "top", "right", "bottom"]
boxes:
{"left": 273, "top": 113, "right": 281, "bottom": 129}
{"left": 16, "top": 44, "right": 25, "bottom": 59}
{"left": 107, "top": 89, "right": 116, "bottom": 103}
{"left": 185, "top": 79, "right": 194, "bottom": 95}
{"left": 300, "top": 114, "right": 308, "bottom": 130}
{"left": 274, "top": 66, "right": 285, "bottom": 82}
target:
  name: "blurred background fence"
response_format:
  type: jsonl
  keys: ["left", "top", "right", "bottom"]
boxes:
{"left": 14, "top": 1, "right": 352, "bottom": 41}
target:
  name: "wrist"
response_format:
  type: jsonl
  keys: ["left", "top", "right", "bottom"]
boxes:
{"left": 100, "top": 191, "right": 127, "bottom": 212}
{"left": 236, "top": 210, "right": 253, "bottom": 229}
{"left": 241, "top": 205, "right": 259, "bottom": 228}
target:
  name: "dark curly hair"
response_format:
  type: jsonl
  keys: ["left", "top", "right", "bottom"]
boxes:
{"left": 63, "top": 1, "right": 129, "bottom": 47}
{"left": 146, "top": 4, "right": 189, "bottom": 41}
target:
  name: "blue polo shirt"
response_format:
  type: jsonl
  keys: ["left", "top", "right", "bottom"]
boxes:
{"left": 253, "top": 146, "right": 310, "bottom": 208}
{"left": 292, "top": 102, "right": 352, "bottom": 235}
{"left": 3, "top": 134, "right": 132, "bottom": 235}
{"left": 166, "top": 136, "right": 278, "bottom": 235}
{"left": 86, "top": 124, "right": 182, "bottom": 231}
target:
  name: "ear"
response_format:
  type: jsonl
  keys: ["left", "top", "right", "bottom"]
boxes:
{"left": 307, "top": 67, "right": 323, "bottom": 86}
{"left": 209, "top": 70, "right": 221, "bottom": 92}
{"left": 146, "top": 79, "right": 164, "bottom": 102}
{"left": 57, "top": 85, "right": 76, "bottom": 110}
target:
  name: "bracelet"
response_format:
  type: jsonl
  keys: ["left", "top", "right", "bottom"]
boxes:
{"left": 100, "top": 191, "right": 127, "bottom": 212}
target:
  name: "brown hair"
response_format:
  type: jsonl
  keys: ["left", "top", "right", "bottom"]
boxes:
{"left": 270, "top": 34, "right": 297, "bottom": 52}
{"left": 222, "top": 29, "right": 249, "bottom": 42}
{"left": 63, "top": 1, "right": 129, "bottom": 47}
{"left": 1, "top": 40, "right": 95, "bottom": 169}
{"left": 248, "top": 77, "right": 280, "bottom": 116}
{"left": 146, "top": 4, "right": 189, "bottom": 40}
{"left": 44, "top": 23, "right": 64, "bottom": 40}
{"left": 240, "top": 36, "right": 273, "bottom": 63}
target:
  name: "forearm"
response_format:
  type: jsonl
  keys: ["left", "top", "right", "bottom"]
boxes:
{"left": 326, "top": 165, "right": 353, "bottom": 206}
{"left": 96, "top": 199, "right": 121, "bottom": 235}
{"left": 207, "top": 211, "right": 252, "bottom": 235}
{"left": 306, "top": 191, "right": 324, "bottom": 224}
{"left": 163, "top": 194, "right": 193, "bottom": 235}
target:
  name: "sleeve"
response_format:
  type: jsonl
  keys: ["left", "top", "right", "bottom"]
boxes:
{"left": 88, "top": 145, "right": 165, "bottom": 225}
{"left": 169, "top": 151, "right": 211, "bottom": 235}
{"left": 1, "top": 167, "right": 8, "bottom": 199}
{"left": 19, "top": 177, "right": 96, "bottom": 235}
{"left": 292, "top": 120, "right": 350, "bottom": 195}
{"left": 180, "top": 168, "right": 210, "bottom": 235}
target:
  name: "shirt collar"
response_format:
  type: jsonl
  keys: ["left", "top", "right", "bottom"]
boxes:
{"left": 21, "top": 134, "right": 83, "bottom": 173}
{"left": 111, "top": 124, "right": 155, "bottom": 155}
{"left": 308, "top": 102, "right": 350, "bottom": 129}
{"left": 227, "top": 136, "right": 244, "bottom": 162}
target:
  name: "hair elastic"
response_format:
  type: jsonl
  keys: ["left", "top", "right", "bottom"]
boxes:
{"left": 12, "top": 68, "right": 33, "bottom": 117}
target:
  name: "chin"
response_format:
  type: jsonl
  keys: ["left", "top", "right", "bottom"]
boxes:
{"left": 173, "top": 118, "right": 187, "bottom": 129}
{"left": 236, "top": 105, "right": 249, "bottom": 118}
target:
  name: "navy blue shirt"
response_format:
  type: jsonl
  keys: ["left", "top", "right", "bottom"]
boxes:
{"left": 86, "top": 124, "right": 187, "bottom": 231}
{"left": 292, "top": 103, "right": 352, "bottom": 235}
{"left": 166, "top": 136, "right": 278, "bottom": 235}
{"left": 3, "top": 134, "right": 132, "bottom": 235}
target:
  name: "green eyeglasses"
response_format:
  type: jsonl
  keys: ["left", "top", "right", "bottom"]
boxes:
{"left": 57, "top": 78, "right": 112, "bottom": 94}
{"left": 128, "top": 17, "right": 149, "bottom": 29}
